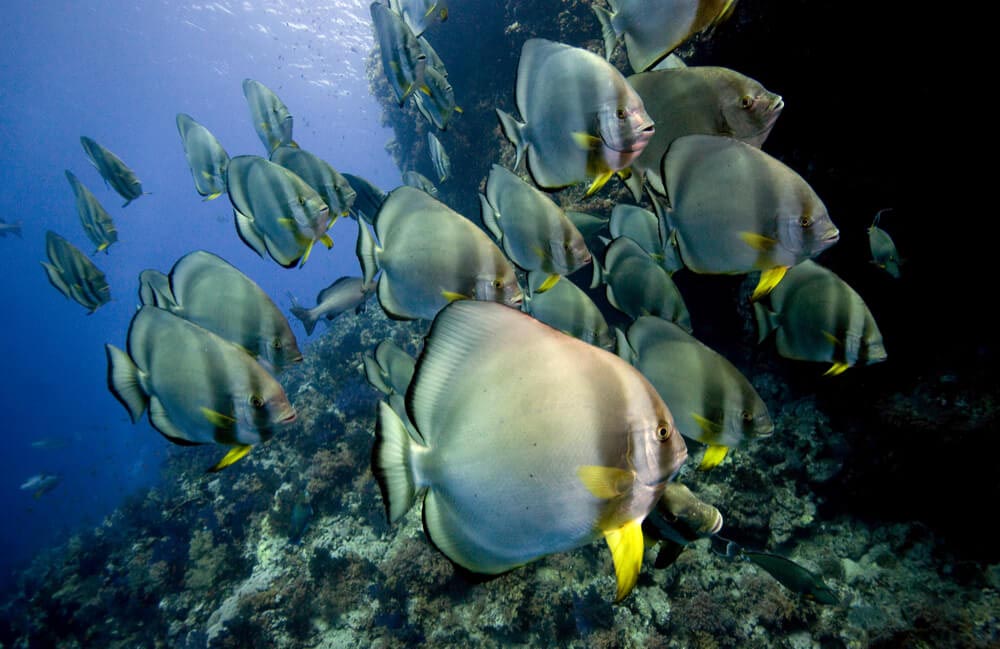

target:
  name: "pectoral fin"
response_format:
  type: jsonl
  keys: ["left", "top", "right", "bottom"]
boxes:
{"left": 534, "top": 273, "right": 561, "bottom": 294}
{"left": 577, "top": 465, "right": 634, "bottom": 499}
{"left": 751, "top": 266, "right": 789, "bottom": 301}
{"left": 201, "top": 407, "right": 236, "bottom": 428}
{"left": 208, "top": 444, "right": 253, "bottom": 473}
{"left": 698, "top": 445, "right": 729, "bottom": 470}
{"left": 572, "top": 131, "right": 602, "bottom": 150}
{"left": 441, "top": 290, "right": 470, "bottom": 302}
{"left": 739, "top": 232, "right": 778, "bottom": 251}
{"left": 604, "top": 519, "right": 644, "bottom": 602}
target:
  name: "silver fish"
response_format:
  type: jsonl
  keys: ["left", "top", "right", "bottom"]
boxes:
{"left": 603, "top": 236, "right": 691, "bottom": 330}
{"left": 176, "top": 113, "right": 230, "bottom": 201}
{"left": 139, "top": 251, "right": 303, "bottom": 372}
{"left": 619, "top": 315, "right": 772, "bottom": 469}
{"left": 754, "top": 260, "right": 887, "bottom": 376}
{"left": 363, "top": 340, "right": 416, "bottom": 396}
{"left": 496, "top": 38, "right": 655, "bottom": 196}
{"left": 41, "top": 230, "right": 111, "bottom": 313}
{"left": 868, "top": 208, "right": 901, "bottom": 278}
{"left": 609, "top": 203, "right": 683, "bottom": 274}
{"left": 373, "top": 301, "right": 687, "bottom": 601}
{"left": 626, "top": 66, "right": 783, "bottom": 197}
{"left": 389, "top": 0, "right": 448, "bottom": 37}
{"left": 106, "top": 306, "right": 297, "bottom": 472}
{"left": 413, "top": 65, "right": 461, "bottom": 130}
{"left": 480, "top": 164, "right": 591, "bottom": 280}
{"left": 356, "top": 186, "right": 521, "bottom": 320}
{"left": 523, "top": 271, "right": 613, "bottom": 350}
{"left": 20, "top": 473, "right": 60, "bottom": 498}
{"left": 0, "top": 218, "right": 22, "bottom": 238}
{"left": 242, "top": 78, "right": 295, "bottom": 154}
{"left": 270, "top": 145, "right": 356, "bottom": 221}
{"left": 80, "top": 136, "right": 145, "bottom": 207}
{"left": 226, "top": 155, "right": 333, "bottom": 268}
{"left": 660, "top": 134, "right": 840, "bottom": 300}
{"left": 65, "top": 170, "right": 117, "bottom": 254}
{"left": 371, "top": 2, "right": 428, "bottom": 106}
{"left": 427, "top": 132, "right": 451, "bottom": 183}
{"left": 289, "top": 276, "right": 375, "bottom": 335}
{"left": 594, "top": 0, "right": 738, "bottom": 72}
{"left": 402, "top": 169, "right": 438, "bottom": 196}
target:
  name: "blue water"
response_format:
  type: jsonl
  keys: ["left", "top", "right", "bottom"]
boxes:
{"left": 0, "top": 0, "right": 397, "bottom": 590}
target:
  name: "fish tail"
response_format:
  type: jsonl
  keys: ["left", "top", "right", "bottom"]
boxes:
{"left": 373, "top": 401, "right": 421, "bottom": 523}
{"left": 289, "top": 303, "right": 318, "bottom": 336}
{"left": 495, "top": 108, "right": 527, "bottom": 171}
{"left": 356, "top": 221, "right": 380, "bottom": 287}
{"left": 105, "top": 344, "right": 149, "bottom": 423}
{"left": 592, "top": 5, "right": 620, "bottom": 61}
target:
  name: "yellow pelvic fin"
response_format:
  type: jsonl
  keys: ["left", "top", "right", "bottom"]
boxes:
{"left": 278, "top": 217, "right": 299, "bottom": 230}
{"left": 535, "top": 274, "right": 561, "bottom": 294}
{"left": 439, "top": 7, "right": 448, "bottom": 20}
{"left": 208, "top": 444, "right": 253, "bottom": 473}
{"left": 96, "top": 242, "right": 109, "bottom": 251}
{"left": 201, "top": 407, "right": 236, "bottom": 428}
{"left": 321, "top": 233, "right": 334, "bottom": 249}
{"left": 821, "top": 330, "right": 843, "bottom": 346}
{"left": 454, "top": 105, "right": 464, "bottom": 114}
{"left": 585, "top": 170, "right": 616, "bottom": 197}
{"left": 201, "top": 171, "right": 214, "bottom": 179}
{"left": 577, "top": 465, "right": 634, "bottom": 500}
{"left": 692, "top": 412, "right": 723, "bottom": 437}
{"left": 604, "top": 519, "right": 644, "bottom": 602}
{"left": 751, "top": 266, "right": 789, "bottom": 301}
{"left": 739, "top": 231, "right": 778, "bottom": 252}
{"left": 698, "top": 445, "right": 729, "bottom": 471}
{"left": 617, "top": 167, "right": 632, "bottom": 181}
{"left": 824, "top": 362, "right": 850, "bottom": 377}
{"left": 298, "top": 240, "right": 316, "bottom": 267}
{"left": 420, "top": 85, "right": 432, "bottom": 96}
{"left": 441, "top": 290, "right": 470, "bottom": 302}
{"left": 203, "top": 191, "right": 223, "bottom": 201}
{"left": 572, "top": 131, "right": 602, "bottom": 150}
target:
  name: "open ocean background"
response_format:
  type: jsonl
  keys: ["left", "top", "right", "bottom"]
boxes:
{"left": 0, "top": 0, "right": 396, "bottom": 591}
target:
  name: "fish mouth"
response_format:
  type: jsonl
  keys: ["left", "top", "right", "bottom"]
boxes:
{"left": 279, "top": 411, "right": 298, "bottom": 425}
{"left": 604, "top": 122, "right": 655, "bottom": 154}
{"left": 769, "top": 95, "right": 785, "bottom": 113}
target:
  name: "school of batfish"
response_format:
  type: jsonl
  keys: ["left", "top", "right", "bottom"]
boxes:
{"left": 26, "top": 0, "right": 901, "bottom": 604}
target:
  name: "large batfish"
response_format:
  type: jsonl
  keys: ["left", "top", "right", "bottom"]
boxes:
{"left": 270, "top": 145, "right": 356, "bottom": 222}
{"left": 106, "top": 306, "right": 296, "bottom": 472}
{"left": 41, "top": 230, "right": 110, "bottom": 313}
{"left": 356, "top": 186, "right": 521, "bottom": 320}
{"left": 373, "top": 301, "right": 688, "bottom": 601}
{"left": 80, "top": 136, "right": 145, "bottom": 207}
{"left": 242, "top": 78, "right": 295, "bottom": 154}
{"left": 497, "top": 39, "right": 654, "bottom": 196}
{"left": 176, "top": 113, "right": 230, "bottom": 201}
{"left": 371, "top": 2, "right": 427, "bottom": 106}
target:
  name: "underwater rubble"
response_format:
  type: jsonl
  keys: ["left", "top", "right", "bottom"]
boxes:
{"left": 1, "top": 302, "right": 998, "bottom": 649}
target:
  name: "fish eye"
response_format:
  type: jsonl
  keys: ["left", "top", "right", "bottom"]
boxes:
{"left": 492, "top": 279, "right": 503, "bottom": 289}
{"left": 272, "top": 339, "right": 283, "bottom": 349}
{"left": 741, "top": 96, "right": 753, "bottom": 109}
{"left": 616, "top": 108, "right": 626, "bottom": 120}
{"left": 655, "top": 425, "right": 670, "bottom": 441}
{"left": 741, "top": 410, "right": 754, "bottom": 422}
{"left": 799, "top": 215, "right": 812, "bottom": 228}
{"left": 250, "top": 395, "right": 265, "bottom": 408}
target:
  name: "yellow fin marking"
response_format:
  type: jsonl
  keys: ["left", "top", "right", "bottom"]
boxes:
{"left": 535, "top": 274, "right": 561, "bottom": 294}
{"left": 203, "top": 191, "right": 223, "bottom": 201}
{"left": 454, "top": 105, "right": 464, "bottom": 114}
{"left": 698, "top": 445, "right": 729, "bottom": 470}
{"left": 420, "top": 85, "right": 432, "bottom": 96}
{"left": 751, "top": 266, "right": 789, "bottom": 301}
{"left": 824, "top": 362, "right": 850, "bottom": 376}
{"left": 96, "top": 242, "right": 109, "bottom": 251}
{"left": 298, "top": 240, "right": 316, "bottom": 267}
{"left": 692, "top": 412, "right": 722, "bottom": 437}
{"left": 577, "top": 465, "right": 633, "bottom": 500}
{"left": 201, "top": 407, "right": 236, "bottom": 428}
{"left": 208, "top": 444, "right": 253, "bottom": 473}
{"left": 585, "top": 170, "right": 615, "bottom": 197}
{"left": 441, "top": 290, "right": 469, "bottom": 302}
{"left": 321, "top": 233, "right": 334, "bottom": 249}
{"left": 572, "top": 131, "right": 602, "bottom": 150}
{"left": 739, "top": 231, "right": 778, "bottom": 252}
{"left": 604, "top": 519, "right": 644, "bottom": 602}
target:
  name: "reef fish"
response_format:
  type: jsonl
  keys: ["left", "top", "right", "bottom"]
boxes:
{"left": 371, "top": 1, "right": 427, "bottom": 106}
{"left": 522, "top": 271, "right": 614, "bottom": 351}
{"left": 270, "top": 145, "right": 356, "bottom": 222}
{"left": 242, "top": 78, "right": 295, "bottom": 154}
{"left": 80, "top": 136, "right": 145, "bottom": 207}
{"left": 65, "top": 170, "right": 118, "bottom": 254}
{"left": 603, "top": 236, "right": 691, "bottom": 330}
{"left": 413, "top": 65, "right": 461, "bottom": 130}
{"left": 594, "top": 0, "right": 738, "bottom": 72}
{"left": 226, "top": 155, "right": 333, "bottom": 268}
{"left": 643, "top": 482, "right": 723, "bottom": 568}
{"left": 41, "top": 230, "right": 111, "bottom": 313}
{"left": 389, "top": 0, "right": 448, "bottom": 37}
{"left": 175, "top": 113, "right": 230, "bottom": 201}
{"left": 356, "top": 186, "right": 521, "bottom": 320}
{"left": 289, "top": 276, "right": 375, "bottom": 336}
{"left": 618, "top": 316, "right": 773, "bottom": 469}
{"left": 137, "top": 251, "right": 302, "bottom": 373}
{"left": 741, "top": 550, "right": 839, "bottom": 605}
{"left": 660, "top": 134, "right": 840, "bottom": 300}
{"left": 0, "top": 218, "right": 22, "bottom": 238}
{"left": 427, "top": 132, "right": 451, "bottom": 183}
{"left": 343, "top": 173, "right": 387, "bottom": 225}
{"left": 402, "top": 169, "right": 438, "bottom": 197}
{"left": 106, "top": 306, "right": 297, "bottom": 472}
{"left": 480, "top": 164, "right": 591, "bottom": 280}
{"left": 497, "top": 38, "right": 654, "bottom": 196}
{"left": 625, "top": 66, "right": 783, "bottom": 197}
{"left": 373, "top": 300, "right": 687, "bottom": 601}
{"left": 753, "top": 260, "right": 887, "bottom": 376}
{"left": 867, "top": 208, "right": 901, "bottom": 278}
{"left": 363, "top": 340, "right": 416, "bottom": 396}
{"left": 609, "top": 203, "right": 683, "bottom": 274}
